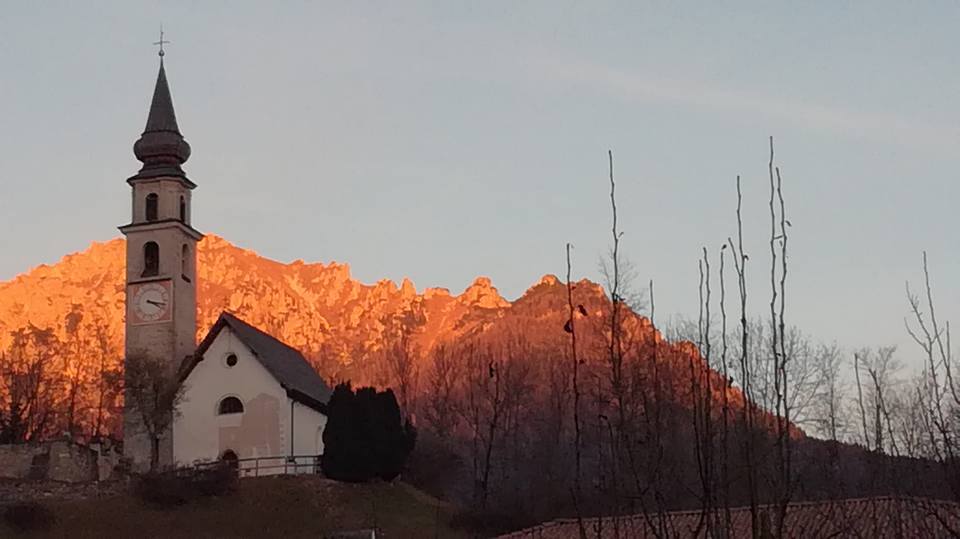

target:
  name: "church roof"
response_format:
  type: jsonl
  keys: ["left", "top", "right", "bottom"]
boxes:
{"left": 498, "top": 496, "right": 960, "bottom": 538}
{"left": 185, "top": 312, "right": 332, "bottom": 413}
{"left": 130, "top": 59, "right": 195, "bottom": 186}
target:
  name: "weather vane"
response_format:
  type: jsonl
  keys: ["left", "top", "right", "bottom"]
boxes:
{"left": 153, "top": 26, "right": 169, "bottom": 57}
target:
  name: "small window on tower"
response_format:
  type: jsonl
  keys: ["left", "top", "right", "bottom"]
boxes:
{"left": 179, "top": 196, "right": 186, "bottom": 222}
{"left": 225, "top": 354, "right": 238, "bottom": 367}
{"left": 145, "top": 194, "right": 159, "bottom": 222}
{"left": 142, "top": 242, "right": 159, "bottom": 277}
{"left": 181, "top": 244, "right": 190, "bottom": 281}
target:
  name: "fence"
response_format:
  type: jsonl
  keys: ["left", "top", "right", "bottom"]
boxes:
{"left": 194, "top": 454, "right": 321, "bottom": 478}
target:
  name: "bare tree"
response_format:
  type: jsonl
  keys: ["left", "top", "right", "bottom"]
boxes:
{"left": 692, "top": 248, "right": 717, "bottom": 536}
{"left": 62, "top": 306, "right": 89, "bottom": 438}
{"left": 718, "top": 244, "right": 734, "bottom": 535}
{"left": 458, "top": 344, "right": 506, "bottom": 510}
{"left": 91, "top": 320, "right": 122, "bottom": 440}
{"left": 722, "top": 322, "right": 833, "bottom": 433}
{"left": 640, "top": 279, "right": 671, "bottom": 537}
{"left": 125, "top": 351, "right": 185, "bottom": 472}
{"left": 603, "top": 149, "right": 628, "bottom": 527}
{"left": 727, "top": 174, "right": 760, "bottom": 534}
{"left": 0, "top": 326, "right": 61, "bottom": 442}
{"left": 904, "top": 252, "right": 959, "bottom": 499}
{"left": 853, "top": 347, "right": 901, "bottom": 454}
{"left": 809, "top": 343, "right": 845, "bottom": 442}
{"left": 566, "top": 242, "right": 587, "bottom": 538}
{"left": 765, "top": 136, "right": 794, "bottom": 537}
{"left": 422, "top": 344, "right": 460, "bottom": 439}
{"left": 379, "top": 309, "right": 423, "bottom": 416}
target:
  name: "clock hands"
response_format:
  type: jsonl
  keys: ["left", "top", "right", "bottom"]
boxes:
{"left": 146, "top": 299, "right": 167, "bottom": 308}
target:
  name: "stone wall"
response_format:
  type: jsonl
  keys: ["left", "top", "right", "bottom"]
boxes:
{"left": 0, "top": 444, "right": 43, "bottom": 479}
{"left": 90, "top": 441, "right": 123, "bottom": 482}
{"left": 0, "top": 440, "right": 121, "bottom": 483}
{"left": 46, "top": 441, "right": 97, "bottom": 482}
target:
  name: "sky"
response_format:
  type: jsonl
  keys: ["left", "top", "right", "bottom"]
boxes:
{"left": 1, "top": 3, "right": 957, "bottom": 370}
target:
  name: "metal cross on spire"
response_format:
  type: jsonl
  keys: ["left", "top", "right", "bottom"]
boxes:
{"left": 153, "top": 26, "right": 170, "bottom": 57}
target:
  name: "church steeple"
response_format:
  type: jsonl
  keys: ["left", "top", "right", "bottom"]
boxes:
{"left": 131, "top": 59, "right": 193, "bottom": 185}
{"left": 121, "top": 44, "right": 202, "bottom": 472}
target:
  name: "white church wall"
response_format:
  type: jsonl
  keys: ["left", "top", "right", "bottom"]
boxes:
{"left": 173, "top": 327, "right": 289, "bottom": 469}
{"left": 289, "top": 401, "right": 327, "bottom": 474}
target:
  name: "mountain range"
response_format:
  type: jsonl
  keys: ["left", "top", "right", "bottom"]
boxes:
{"left": 0, "top": 234, "right": 753, "bottom": 428}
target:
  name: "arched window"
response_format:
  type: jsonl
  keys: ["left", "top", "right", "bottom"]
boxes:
{"left": 220, "top": 449, "right": 239, "bottom": 470}
{"left": 181, "top": 244, "right": 189, "bottom": 277}
{"left": 218, "top": 396, "right": 244, "bottom": 415}
{"left": 145, "top": 193, "right": 159, "bottom": 222}
{"left": 142, "top": 242, "right": 159, "bottom": 277}
{"left": 179, "top": 196, "right": 186, "bottom": 222}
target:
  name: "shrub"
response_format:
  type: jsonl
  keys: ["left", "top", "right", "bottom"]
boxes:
{"left": 322, "top": 383, "right": 417, "bottom": 482}
{"left": 193, "top": 462, "right": 239, "bottom": 497}
{"left": 135, "top": 472, "right": 192, "bottom": 507}
{"left": 403, "top": 432, "right": 463, "bottom": 500}
{"left": 3, "top": 502, "right": 55, "bottom": 532}
{"left": 135, "top": 462, "right": 238, "bottom": 507}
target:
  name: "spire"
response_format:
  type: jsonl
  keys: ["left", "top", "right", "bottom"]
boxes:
{"left": 143, "top": 60, "right": 181, "bottom": 134}
{"left": 130, "top": 57, "right": 193, "bottom": 185}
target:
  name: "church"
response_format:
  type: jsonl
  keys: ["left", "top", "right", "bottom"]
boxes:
{"left": 120, "top": 51, "right": 331, "bottom": 474}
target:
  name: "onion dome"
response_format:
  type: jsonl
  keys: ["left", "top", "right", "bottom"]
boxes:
{"left": 130, "top": 59, "right": 192, "bottom": 182}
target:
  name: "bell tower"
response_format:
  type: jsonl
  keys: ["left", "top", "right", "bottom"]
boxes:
{"left": 120, "top": 52, "right": 203, "bottom": 471}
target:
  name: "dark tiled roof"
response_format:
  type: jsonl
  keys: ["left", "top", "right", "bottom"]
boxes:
{"left": 187, "top": 312, "right": 332, "bottom": 413}
{"left": 498, "top": 496, "right": 960, "bottom": 538}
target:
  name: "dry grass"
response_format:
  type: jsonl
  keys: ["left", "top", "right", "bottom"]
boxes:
{"left": 2, "top": 475, "right": 468, "bottom": 539}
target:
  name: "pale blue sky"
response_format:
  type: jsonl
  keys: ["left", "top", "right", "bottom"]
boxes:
{"left": 1, "top": 3, "right": 957, "bottom": 366}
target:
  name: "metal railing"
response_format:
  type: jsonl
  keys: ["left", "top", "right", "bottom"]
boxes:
{"left": 193, "top": 454, "right": 322, "bottom": 479}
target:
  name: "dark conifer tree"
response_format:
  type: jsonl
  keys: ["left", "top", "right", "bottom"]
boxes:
{"left": 321, "top": 383, "right": 416, "bottom": 482}
{"left": 321, "top": 383, "right": 363, "bottom": 481}
{"left": 353, "top": 387, "right": 379, "bottom": 480}
{"left": 372, "top": 388, "right": 417, "bottom": 481}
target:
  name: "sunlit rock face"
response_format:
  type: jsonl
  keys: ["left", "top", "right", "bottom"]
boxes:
{"left": 0, "top": 234, "right": 519, "bottom": 376}
{"left": 2, "top": 234, "right": 781, "bottom": 439}
{"left": 0, "top": 236, "right": 607, "bottom": 377}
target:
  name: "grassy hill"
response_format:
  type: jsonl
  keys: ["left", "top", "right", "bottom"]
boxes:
{"left": 1, "top": 476, "right": 469, "bottom": 538}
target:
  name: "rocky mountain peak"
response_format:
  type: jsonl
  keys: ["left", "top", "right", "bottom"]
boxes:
{"left": 458, "top": 276, "right": 509, "bottom": 310}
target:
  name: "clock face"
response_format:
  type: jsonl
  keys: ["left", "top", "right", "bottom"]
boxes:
{"left": 130, "top": 281, "right": 172, "bottom": 324}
